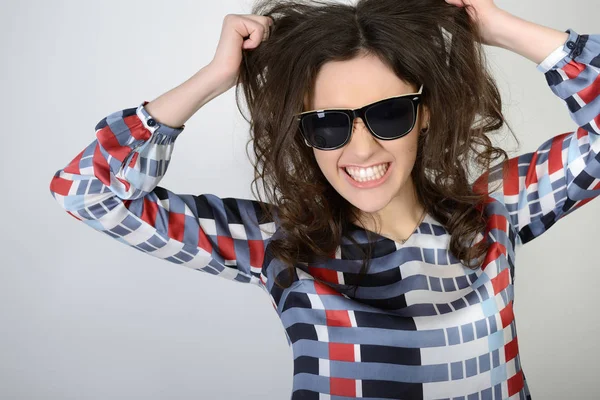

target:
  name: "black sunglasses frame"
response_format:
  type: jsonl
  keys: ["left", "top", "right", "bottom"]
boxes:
{"left": 296, "top": 84, "right": 424, "bottom": 151}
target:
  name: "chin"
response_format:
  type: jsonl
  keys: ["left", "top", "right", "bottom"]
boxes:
{"left": 336, "top": 172, "right": 407, "bottom": 214}
{"left": 333, "top": 181, "right": 393, "bottom": 212}
{"left": 346, "top": 193, "right": 391, "bottom": 213}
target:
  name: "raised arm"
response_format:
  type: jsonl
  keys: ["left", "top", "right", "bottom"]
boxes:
{"left": 49, "top": 15, "right": 279, "bottom": 285}
{"left": 474, "top": 28, "right": 600, "bottom": 243}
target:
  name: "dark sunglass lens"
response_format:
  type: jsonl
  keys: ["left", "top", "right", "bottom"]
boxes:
{"left": 366, "top": 98, "right": 415, "bottom": 139}
{"left": 302, "top": 111, "right": 350, "bottom": 149}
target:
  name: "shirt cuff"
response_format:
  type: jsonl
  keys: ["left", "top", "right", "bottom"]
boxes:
{"left": 536, "top": 28, "right": 581, "bottom": 73}
{"left": 137, "top": 101, "right": 185, "bottom": 138}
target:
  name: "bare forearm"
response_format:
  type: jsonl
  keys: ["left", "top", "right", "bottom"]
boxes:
{"left": 144, "top": 64, "right": 232, "bottom": 128}
{"left": 486, "top": 9, "right": 569, "bottom": 64}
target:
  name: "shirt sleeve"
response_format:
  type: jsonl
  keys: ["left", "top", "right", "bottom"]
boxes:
{"left": 473, "top": 28, "right": 600, "bottom": 245}
{"left": 49, "top": 102, "right": 277, "bottom": 286}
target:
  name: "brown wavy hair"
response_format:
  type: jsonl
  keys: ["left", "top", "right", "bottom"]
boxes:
{"left": 236, "top": 0, "right": 517, "bottom": 291}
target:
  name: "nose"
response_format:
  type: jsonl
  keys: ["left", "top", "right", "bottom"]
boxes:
{"left": 345, "top": 117, "right": 379, "bottom": 156}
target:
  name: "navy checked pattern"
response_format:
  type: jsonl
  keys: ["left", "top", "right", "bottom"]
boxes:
{"left": 50, "top": 29, "right": 599, "bottom": 399}
{"left": 474, "top": 29, "right": 600, "bottom": 245}
{"left": 49, "top": 101, "right": 278, "bottom": 286}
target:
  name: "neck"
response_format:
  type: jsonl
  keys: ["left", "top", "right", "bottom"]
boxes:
{"left": 353, "top": 178, "right": 425, "bottom": 240}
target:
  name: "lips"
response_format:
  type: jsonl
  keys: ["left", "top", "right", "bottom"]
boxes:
{"left": 341, "top": 162, "right": 393, "bottom": 189}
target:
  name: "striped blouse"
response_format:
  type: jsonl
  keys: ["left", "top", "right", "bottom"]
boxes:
{"left": 49, "top": 28, "right": 600, "bottom": 399}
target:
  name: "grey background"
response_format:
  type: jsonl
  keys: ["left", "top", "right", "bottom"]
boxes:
{"left": 1, "top": 0, "right": 599, "bottom": 399}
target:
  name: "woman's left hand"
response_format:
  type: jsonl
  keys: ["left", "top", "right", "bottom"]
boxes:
{"left": 444, "top": 0, "right": 506, "bottom": 46}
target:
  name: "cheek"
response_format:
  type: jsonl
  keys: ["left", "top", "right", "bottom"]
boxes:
{"left": 390, "top": 133, "right": 419, "bottom": 160}
{"left": 397, "top": 142, "right": 419, "bottom": 166}
{"left": 386, "top": 139, "right": 420, "bottom": 181}
{"left": 313, "top": 150, "right": 341, "bottom": 179}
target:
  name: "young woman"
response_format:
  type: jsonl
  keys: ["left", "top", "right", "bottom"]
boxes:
{"left": 49, "top": 0, "right": 599, "bottom": 398}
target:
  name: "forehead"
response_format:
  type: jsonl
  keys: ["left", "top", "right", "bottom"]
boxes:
{"left": 305, "top": 53, "right": 414, "bottom": 111}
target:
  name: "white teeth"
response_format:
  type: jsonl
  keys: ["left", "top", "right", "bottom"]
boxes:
{"left": 344, "top": 163, "right": 389, "bottom": 182}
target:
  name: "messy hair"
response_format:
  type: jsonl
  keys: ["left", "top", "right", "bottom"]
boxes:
{"left": 236, "top": 0, "right": 516, "bottom": 290}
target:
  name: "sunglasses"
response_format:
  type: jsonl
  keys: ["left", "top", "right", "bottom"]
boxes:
{"left": 296, "top": 84, "right": 424, "bottom": 151}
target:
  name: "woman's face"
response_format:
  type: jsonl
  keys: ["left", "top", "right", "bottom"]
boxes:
{"left": 304, "top": 53, "right": 429, "bottom": 216}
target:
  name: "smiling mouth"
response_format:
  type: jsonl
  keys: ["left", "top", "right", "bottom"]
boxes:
{"left": 343, "top": 162, "right": 390, "bottom": 182}
{"left": 341, "top": 162, "right": 392, "bottom": 189}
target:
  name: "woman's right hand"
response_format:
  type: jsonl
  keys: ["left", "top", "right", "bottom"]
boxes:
{"left": 208, "top": 14, "right": 273, "bottom": 91}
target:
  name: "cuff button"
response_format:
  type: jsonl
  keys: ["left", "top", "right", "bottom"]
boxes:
{"left": 566, "top": 41, "right": 575, "bottom": 49}
{"left": 147, "top": 118, "right": 156, "bottom": 127}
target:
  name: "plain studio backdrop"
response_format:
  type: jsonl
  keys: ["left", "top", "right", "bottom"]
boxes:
{"left": 1, "top": 0, "right": 599, "bottom": 399}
